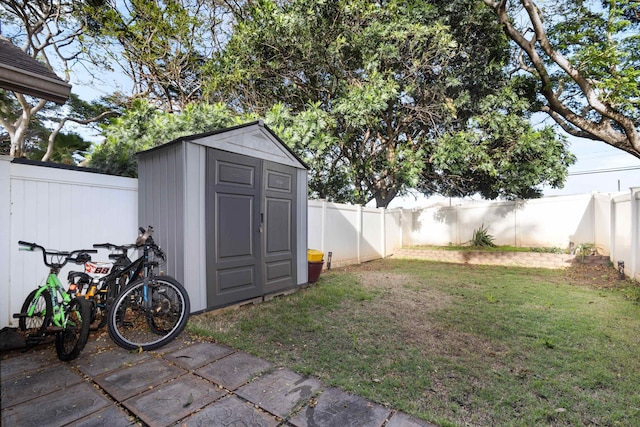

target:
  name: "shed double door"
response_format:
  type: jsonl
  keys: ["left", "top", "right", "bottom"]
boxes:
{"left": 206, "top": 149, "right": 297, "bottom": 308}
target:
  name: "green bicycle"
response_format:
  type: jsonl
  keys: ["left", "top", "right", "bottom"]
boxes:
{"left": 14, "top": 241, "right": 96, "bottom": 361}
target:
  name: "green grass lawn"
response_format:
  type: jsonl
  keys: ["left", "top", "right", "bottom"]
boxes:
{"left": 188, "top": 259, "right": 640, "bottom": 426}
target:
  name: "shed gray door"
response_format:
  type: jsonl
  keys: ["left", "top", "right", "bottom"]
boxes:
{"left": 206, "top": 150, "right": 262, "bottom": 307}
{"left": 263, "top": 161, "right": 297, "bottom": 294}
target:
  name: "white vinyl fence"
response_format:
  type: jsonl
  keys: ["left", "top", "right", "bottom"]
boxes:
{"left": 0, "top": 156, "right": 138, "bottom": 329}
{"left": 1, "top": 157, "right": 638, "bottom": 328}
{"left": 307, "top": 200, "right": 402, "bottom": 268}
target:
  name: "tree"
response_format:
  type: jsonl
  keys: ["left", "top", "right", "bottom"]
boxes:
{"left": 81, "top": 0, "right": 231, "bottom": 112}
{"left": 483, "top": 0, "right": 640, "bottom": 158}
{"left": 89, "top": 100, "right": 237, "bottom": 176}
{"left": 419, "top": 78, "right": 576, "bottom": 199}
{"left": 0, "top": 0, "right": 117, "bottom": 160}
{"left": 206, "top": 0, "right": 574, "bottom": 207}
{"left": 0, "top": 91, "right": 94, "bottom": 163}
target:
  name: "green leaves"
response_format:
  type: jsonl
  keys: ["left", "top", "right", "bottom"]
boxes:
{"left": 424, "top": 81, "right": 576, "bottom": 199}
{"left": 89, "top": 100, "right": 235, "bottom": 176}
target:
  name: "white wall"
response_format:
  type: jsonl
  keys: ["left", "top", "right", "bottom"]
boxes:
{"left": 609, "top": 188, "right": 639, "bottom": 282}
{"left": 402, "top": 194, "right": 601, "bottom": 250}
{"left": 1, "top": 157, "right": 138, "bottom": 328}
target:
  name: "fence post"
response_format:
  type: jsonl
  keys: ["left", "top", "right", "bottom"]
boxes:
{"left": 320, "top": 200, "right": 327, "bottom": 256}
{"left": 381, "top": 207, "right": 386, "bottom": 258}
{"left": 0, "top": 157, "right": 11, "bottom": 327}
{"left": 631, "top": 187, "right": 639, "bottom": 281}
{"left": 357, "top": 204, "right": 362, "bottom": 264}
{"left": 609, "top": 196, "right": 617, "bottom": 263}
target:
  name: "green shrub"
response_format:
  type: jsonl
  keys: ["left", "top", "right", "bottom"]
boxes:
{"left": 471, "top": 224, "right": 496, "bottom": 247}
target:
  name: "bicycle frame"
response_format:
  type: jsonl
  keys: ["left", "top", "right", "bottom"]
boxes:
{"left": 18, "top": 242, "right": 97, "bottom": 329}
{"left": 27, "top": 274, "right": 72, "bottom": 328}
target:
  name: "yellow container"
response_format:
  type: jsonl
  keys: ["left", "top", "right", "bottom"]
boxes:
{"left": 308, "top": 249, "right": 324, "bottom": 262}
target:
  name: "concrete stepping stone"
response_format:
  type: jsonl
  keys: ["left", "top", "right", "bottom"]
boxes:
{"left": 75, "top": 346, "right": 151, "bottom": 378}
{"left": 163, "top": 342, "right": 234, "bottom": 370}
{"left": 387, "top": 411, "right": 439, "bottom": 427}
{"left": 1, "top": 382, "right": 110, "bottom": 427}
{"left": 147, "top": 334, "right": 195, "bottom": 355}
{"left": 289, "top": 387, "right": 390, "bottom": 427}
{"left": 236, "top": 368, "right": 323, "bottom": 419}
{"left": 94, "top": 357, "right": 186, "bottom": 401}
{"left": 1, "top": 364, "right": 83, "bottom": 408}
{"left": 79, "top": 332, "right": 118, "bottom": 354}
{"left": 179, "top": 395, "right": 280, "bottom": 427}
{"left": 195, "top": 351, "right": 273, "bottom": 390}
{"left": 67, "top": 405, "right": 136, "bottom": 426}
{"left": 123, "top": 374, "right": 226, "bottom": 427}
{"left": 0, "top": 346, "right": 57, "bottom": 380}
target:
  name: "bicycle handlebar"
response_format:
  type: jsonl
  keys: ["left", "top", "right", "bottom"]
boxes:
{"left": 18, "top": 241, "right": 97, "bottom": 269}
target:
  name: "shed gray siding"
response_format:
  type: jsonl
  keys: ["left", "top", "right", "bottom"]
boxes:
{"left": 138, "top": 142, "right": 186, "bottom": 289}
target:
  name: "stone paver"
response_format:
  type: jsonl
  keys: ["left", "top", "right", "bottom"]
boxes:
{"left": 289, "top": 387, "right": 390, "bottom": 427}
{"left": 75, "top": 346, "right": 151, "bottom": 378}
{"left": 1, "top": 382, "right": 110, "bottom": 427}
{"left": 236, "top": 368, "right": 324, "bottom": 419}
{"left": 387, "top": 411, "right": 440, "bottom": 427}
{"left": 196, "top": 351, "right": 274, "bottom": 390}
{"left": 123, "top": 374, "right": 227, "bottom": 427}
{"left": 178, "top": 395, "right": 280, "bottom": 427}
{"left": 1, "top": 364, "right": 83, "bottom": 408}
{"left": 0, "top": 346, "right": 57, "bottom": 379}
{"left": 163, "top": 341, "right": 234, "bottom": 370}
{"left": 94, "top": 357, "right": 186, "bottom": 401}
{"left": 67, "top": 405, "right": 136, "bottom": 427}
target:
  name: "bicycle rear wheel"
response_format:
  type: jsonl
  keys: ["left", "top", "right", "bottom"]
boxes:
{"left": 108, "top": 276, "right": 190, "bottom": 351}
{"left": 19, "top": 289, "right": 53, "bottom": 338}
{"left": 55, "top": 297, "right": 91, "bottom": 361}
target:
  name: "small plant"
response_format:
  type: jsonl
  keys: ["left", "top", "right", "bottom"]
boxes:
{"left": 575, "top": 243, "right": 599, "bottom": 259}
{"left": 471, "top": 224, "right": 496, "bottom": 247}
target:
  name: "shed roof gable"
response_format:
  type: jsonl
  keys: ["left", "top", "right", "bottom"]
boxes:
{"left": 140, "top": 121, "right": 309, "bottom": 170}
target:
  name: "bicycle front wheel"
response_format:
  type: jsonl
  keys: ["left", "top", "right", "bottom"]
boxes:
{"left": 55, "top": 297, "right": 91, "bottom": 361}
{"left": 19, "top": 288, "right": 53, "bottom": 338}
{"left": 108, "top": 276, "right": 190, "bottom": 351}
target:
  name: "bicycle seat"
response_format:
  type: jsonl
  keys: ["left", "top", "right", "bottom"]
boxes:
{"left": 73, "top": 252, "right": 92, "bottom": 264}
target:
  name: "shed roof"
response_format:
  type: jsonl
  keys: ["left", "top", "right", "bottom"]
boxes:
{"left": 0, "top": 37, "right": 71, "bottom": 104}
{"left": 138, "top": 120, "right": 309, "bottom": 170}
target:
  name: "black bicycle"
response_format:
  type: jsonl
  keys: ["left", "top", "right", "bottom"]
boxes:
{"left": 105, "top": 226, "right": 190, "bottom": 351}
{"left": 68, "top": 241, "right": 140, "bottom": 330}
{"left": 14, "top": 242, "right": 95, "bottom": 361}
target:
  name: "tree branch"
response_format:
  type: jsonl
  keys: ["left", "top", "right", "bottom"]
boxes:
{"left": 484, "top": 0, "right": 640, "bottom": 158}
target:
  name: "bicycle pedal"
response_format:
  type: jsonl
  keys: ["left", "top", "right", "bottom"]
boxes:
{"left": 12, "top": 312, "right": 27, "bottom": 319}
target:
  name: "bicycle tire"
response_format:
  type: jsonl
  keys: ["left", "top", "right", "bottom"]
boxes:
{"left": 108, "top": 276, "right": 190, "bottom": 351}
{"left": 19, "top": 288, "right": 53, "bottom": 338}
{"left": 55, "top": 297, "right": 91, "bottom": 361}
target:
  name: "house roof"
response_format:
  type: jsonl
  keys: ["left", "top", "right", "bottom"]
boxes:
{"left": 0, "top": 37, "right": 71, "bottom": 104}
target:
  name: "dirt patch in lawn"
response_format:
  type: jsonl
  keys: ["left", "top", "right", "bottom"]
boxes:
{"left": 353, "top": 270, "right": 505, "bottom": 360}
{"left": 562, "top": 262, "right": 627, "bottom": 289}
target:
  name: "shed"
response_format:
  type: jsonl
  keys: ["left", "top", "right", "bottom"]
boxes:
{"left": 137, "top": 121, "right": 309, "bottom": 313}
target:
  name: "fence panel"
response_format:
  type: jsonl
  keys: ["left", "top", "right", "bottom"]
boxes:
{"left": 1, "top": 158, "right": 138, "bottom": 328}
{"left": 402, "top": 194, "right": 598, "bottom": 249}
